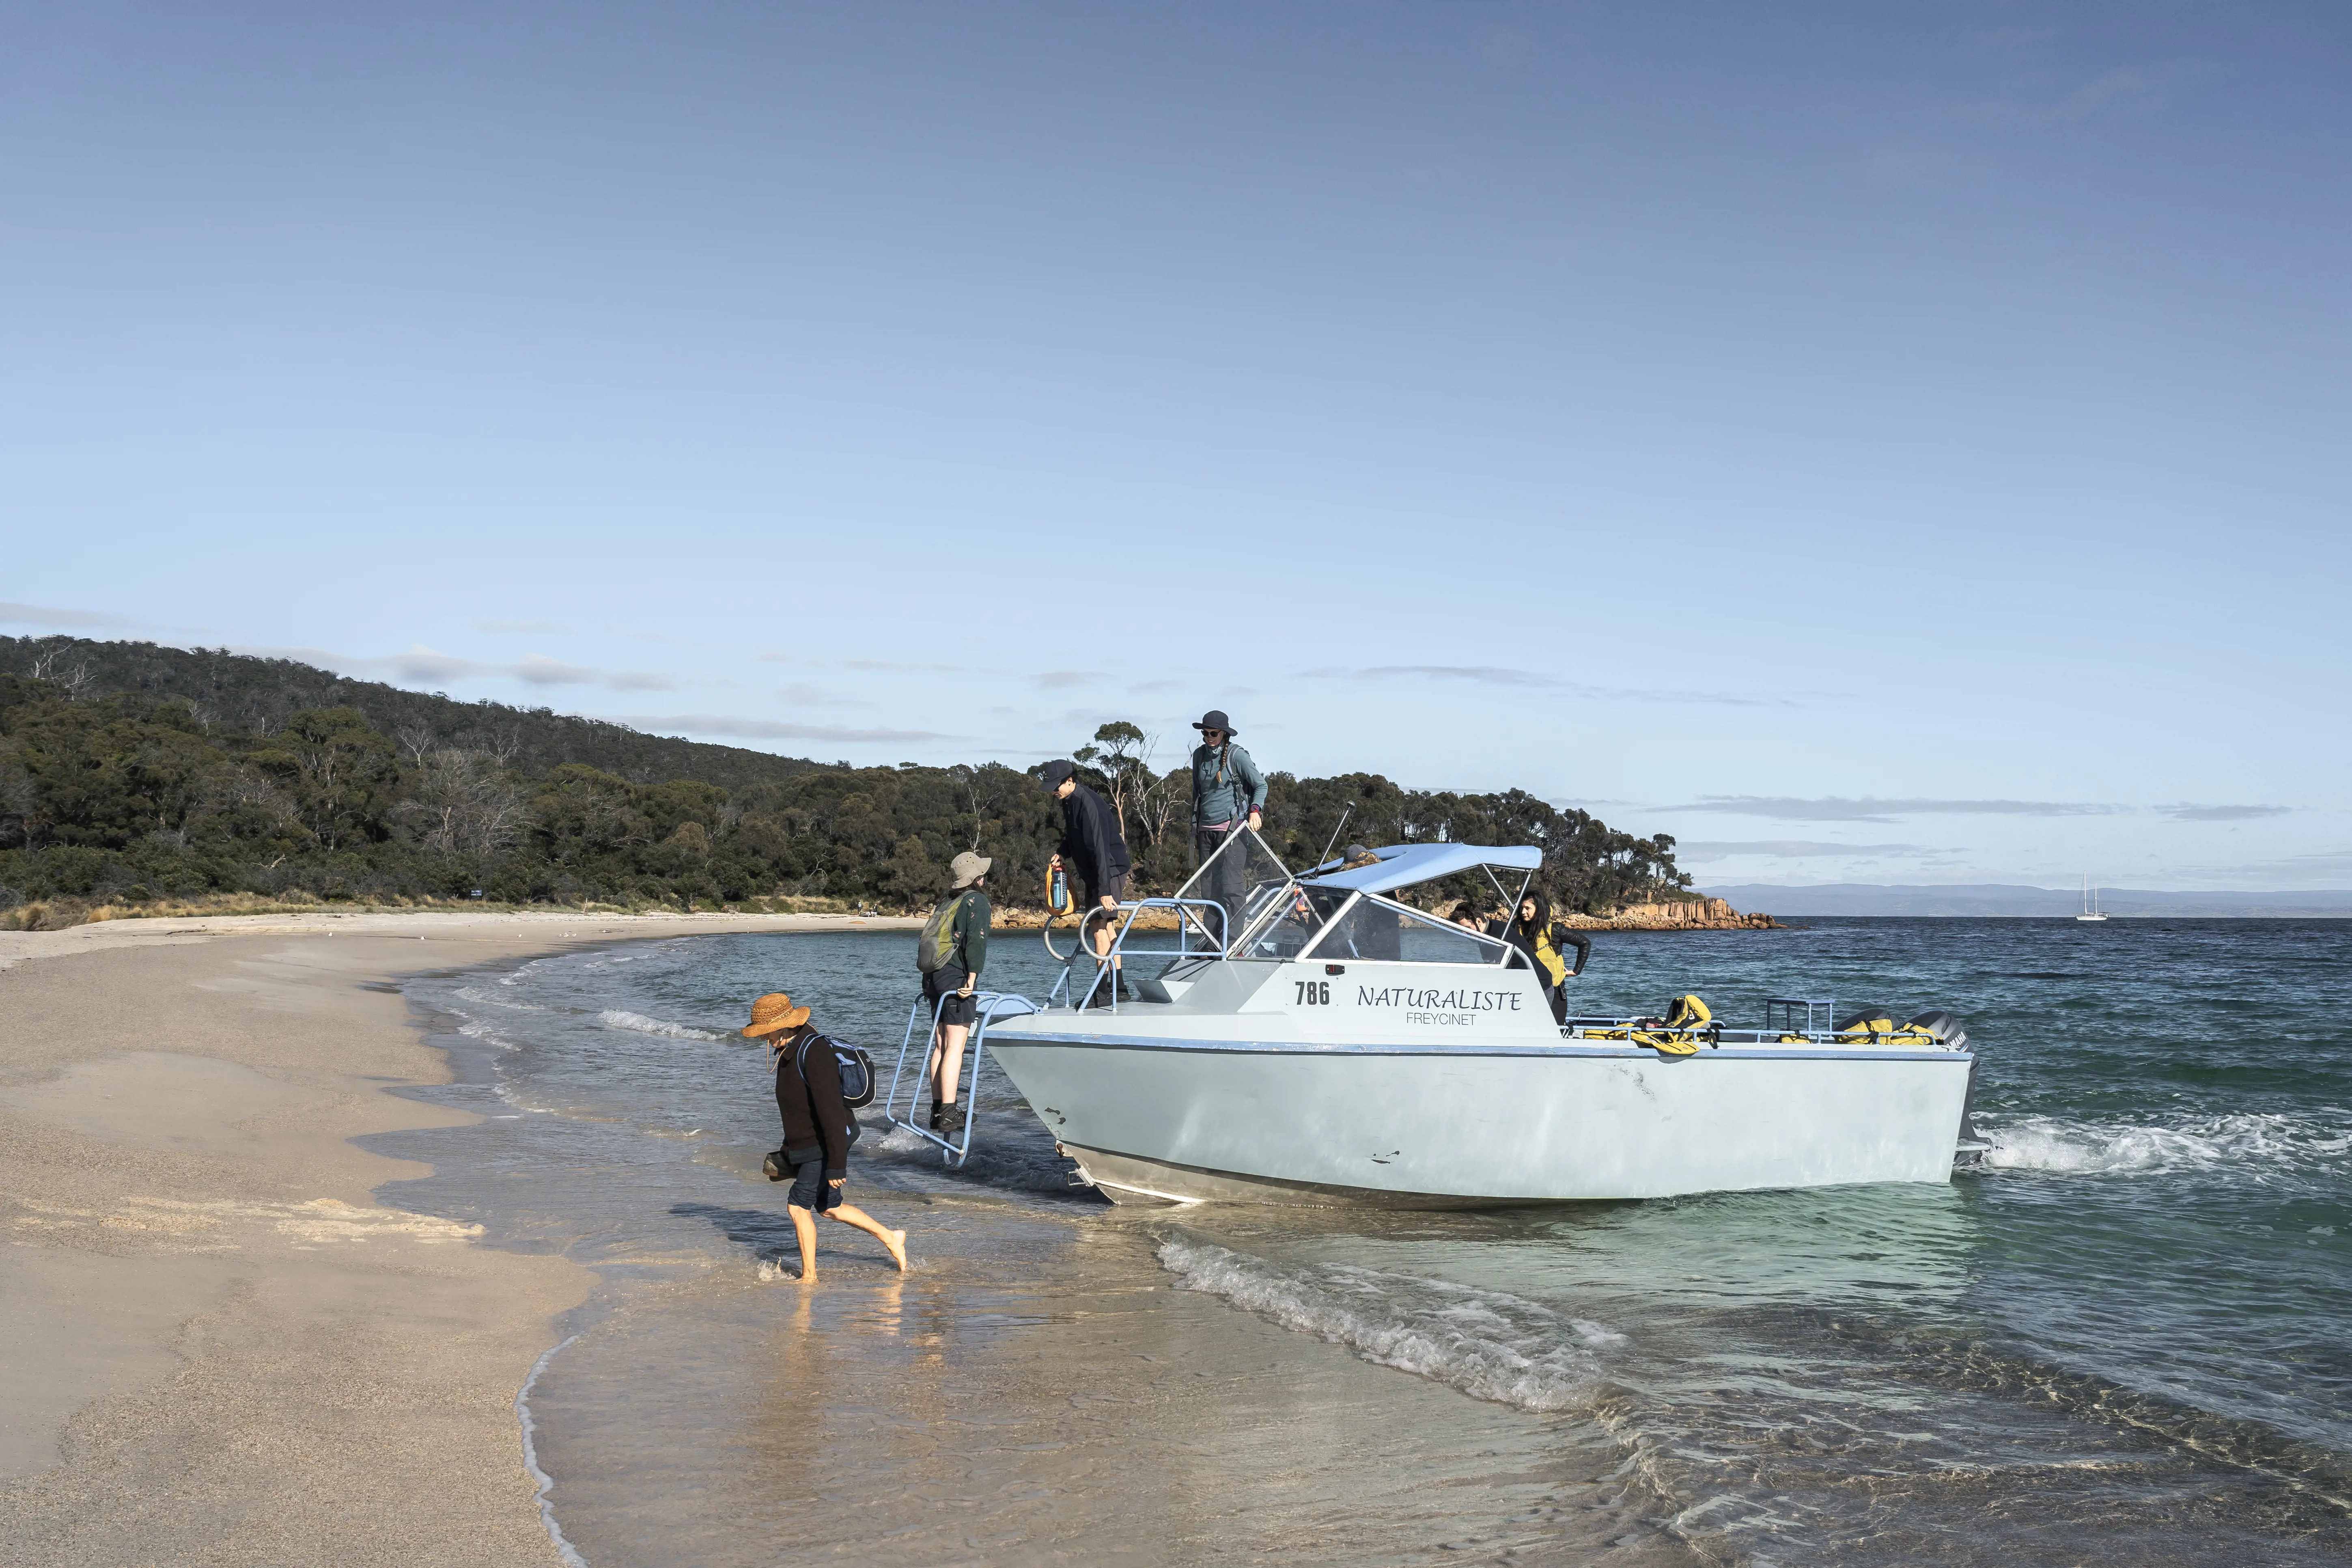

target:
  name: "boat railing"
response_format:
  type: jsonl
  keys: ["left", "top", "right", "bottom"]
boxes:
{"left": 1562, "top": 1002, "right": 1964, "bottom": 1051}
{"left": 880, "top": 989, "right": 1038, "bottom": 1166}
{"left": 1764, "top": 997, "right": 1837, "bottom": 1038}
{"left": 1045, "top": 896, "right": 1232, "bottom": 1011}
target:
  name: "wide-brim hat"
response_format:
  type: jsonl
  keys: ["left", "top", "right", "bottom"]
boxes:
{"left": 1193, "top": 709, "right": 1235, "bottom": 734}
{"left": 951, "top": 851, "right": 992, "bottom": 888}
{"left": 741, "top": 991, "right": 812, "bottom": 1038}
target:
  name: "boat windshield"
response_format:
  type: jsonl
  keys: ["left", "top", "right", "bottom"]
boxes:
{"left": 1235, "top": 884, "right": 1354, "bottom": 960}
{"left": 1303, "top": 896, "right": 1515, "bottom": 965}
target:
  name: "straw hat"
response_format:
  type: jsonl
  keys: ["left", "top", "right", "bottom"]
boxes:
{"left": 740, "top": 992, "right": 811, "bottom": 1038}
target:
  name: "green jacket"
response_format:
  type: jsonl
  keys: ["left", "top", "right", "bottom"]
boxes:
{"left": 946, "top": 888, "right": 990, "bottom": 976}
{"left": 1191, "top": 741, "right": 1267, "bottom": 828}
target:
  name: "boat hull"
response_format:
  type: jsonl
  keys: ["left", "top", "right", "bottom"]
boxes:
{"left": 986, "top": 1035, "right": 1975, "bottom": 1206}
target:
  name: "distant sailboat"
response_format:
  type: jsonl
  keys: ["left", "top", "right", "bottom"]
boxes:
{"left": 2077, "top": 875, "right": 2109, "bottom": 922}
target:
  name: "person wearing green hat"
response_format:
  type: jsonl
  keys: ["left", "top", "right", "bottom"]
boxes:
{"left": 1190, "top": 710, "right": 1266, "bottom": 948}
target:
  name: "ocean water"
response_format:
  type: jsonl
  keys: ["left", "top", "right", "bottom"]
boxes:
{"left": 379, "top": 919, "right": 2352, "bottom": 1566}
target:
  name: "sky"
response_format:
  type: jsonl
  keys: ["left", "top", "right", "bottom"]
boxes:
{"left": 3, "top": 2, "right": 2346, "bottom": 890}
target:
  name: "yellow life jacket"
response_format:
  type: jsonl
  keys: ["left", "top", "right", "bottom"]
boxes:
{"left": 1528, "top": 928, "right": 1569, "bottom": 987}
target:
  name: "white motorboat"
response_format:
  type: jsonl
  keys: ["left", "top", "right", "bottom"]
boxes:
{"left": 887, "top": 833, "right": 1981, "bottom": 1206}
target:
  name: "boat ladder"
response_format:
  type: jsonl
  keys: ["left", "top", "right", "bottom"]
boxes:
{"left": 880, "top": 990, "right": 1037, "bottom": 1167}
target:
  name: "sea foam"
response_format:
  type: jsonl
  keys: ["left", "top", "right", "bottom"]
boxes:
{"left": 598, "top": 1009, "right": 724, "bottom": 1041}
{"left": 1980, "top": 1111, "right": 2352, "bottom": 1177}
{"left": 1157, "top": 1238, "right": 1619, "bottom": 1412}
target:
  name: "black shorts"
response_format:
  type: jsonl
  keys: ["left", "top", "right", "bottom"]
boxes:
{"left": 1078, "top": 871, "right": 1127, "bottom": 907}
{"left": 924, "top": 967, "right": 977, "bottom": 1028}
{"left": 786, "top": 1163, "right": 841, "bottom": 1213}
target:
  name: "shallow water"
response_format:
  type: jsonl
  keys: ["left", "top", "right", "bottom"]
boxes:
{"left": 381, "top": 919, "right": 2352, "bottom": 1566}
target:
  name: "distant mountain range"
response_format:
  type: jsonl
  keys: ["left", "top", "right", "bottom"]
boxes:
{"left": 1699, "top": 883, "right": 2352, "bottom": 918}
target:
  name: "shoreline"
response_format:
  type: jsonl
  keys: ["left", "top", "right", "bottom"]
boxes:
{"left": 0, "top": 909, "right": 907, "bottom": 1566}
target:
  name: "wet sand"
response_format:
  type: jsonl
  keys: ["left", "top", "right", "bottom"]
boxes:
{"left": 526, "top": 1200, "right": 1687, "bottom": 1566}
{"left": 1, "top": 911, "right": 1689, "bottom": 1566}
{"left": 0, "top": 911, "right": 902, "bottom": 1567}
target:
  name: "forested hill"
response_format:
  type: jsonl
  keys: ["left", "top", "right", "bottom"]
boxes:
{"left": 0, "top": 636, "right": 824, "bottom": 791}
{"left": 0, "top": 636, "right": 1690, "bottom": 924}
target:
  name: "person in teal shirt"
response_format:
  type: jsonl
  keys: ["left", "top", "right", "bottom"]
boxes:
{"left": 1189, "top": 710, "right": 1266, "bottom": 946}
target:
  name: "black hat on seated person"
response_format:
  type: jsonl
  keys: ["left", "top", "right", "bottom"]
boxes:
{"left": 1193, "top": 710, "right": 1235, "bottom": 734}
{"left": 1040, "top": 759, "right": 1076, "bottom": 788}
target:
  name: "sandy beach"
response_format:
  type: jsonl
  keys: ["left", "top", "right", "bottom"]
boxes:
{"left": 0, "top": 910, "right": 908, "bottom": 1568}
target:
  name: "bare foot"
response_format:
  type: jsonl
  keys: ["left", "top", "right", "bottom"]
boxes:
{"left": 883, "top": 1229, "right": 909, "bottom": 1271}
{"left": 798, "top": 1266, "right": 818, "bottom": 1284}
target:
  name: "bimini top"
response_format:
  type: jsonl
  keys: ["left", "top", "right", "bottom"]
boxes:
{"left": 1300, "top": 842, "right": 1542, "bottom": 895}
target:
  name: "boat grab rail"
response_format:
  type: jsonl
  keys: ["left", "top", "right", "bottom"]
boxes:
{"left": 1561, "top": 1010, "right": 1965, "bottom": 1050}
{"left": 880, "top": 989, "right": 1039, "bottom": 1166}
{"left": 1045, "top": 897, "right": 1232, "bottom": 1012}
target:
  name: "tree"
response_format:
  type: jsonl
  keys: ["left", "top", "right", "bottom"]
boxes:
{"left": 249, "top": 708, "right": 399, "bottom": 851}
{"left": 405, "top": 749, "right": 527, "bottom": 859}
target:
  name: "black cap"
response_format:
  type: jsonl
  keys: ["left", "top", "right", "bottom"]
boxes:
{"left": 1193, "top": 709, "right": 1234, "bottom": 735}
{"left": 1040, "top": 759, "right": 1076, "bottom": 788}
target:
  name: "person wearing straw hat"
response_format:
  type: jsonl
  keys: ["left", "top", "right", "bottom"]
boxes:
{"left": 1189, "top": 710, "right": 1266, "bottom": 948}
{"left": 915, "top": 851, "right": 993, "bottom": 1132}
{"left": 741, "top": 992, "right": 909, "bottom": 1282}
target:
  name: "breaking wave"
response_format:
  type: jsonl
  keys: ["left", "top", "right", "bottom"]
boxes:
{"left": 598, "top": 1009, "right": 724, "bottom": 1041}
{"left": 455, "top": 985, "right": 551, "bottom": 1012}
{"left": 457, "top": 1017, "right": 515, "bottom": 1049}
{"left": 1980, "top": 1111, "right": 2352, "bottom": 1177}
{"left": 1156, "top": 1238, "right": 1620, "bottom": 1412}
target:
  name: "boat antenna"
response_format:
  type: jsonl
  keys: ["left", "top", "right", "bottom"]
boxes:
{"left": 1317, "top": 801, "right": 1356, "bottom": 870}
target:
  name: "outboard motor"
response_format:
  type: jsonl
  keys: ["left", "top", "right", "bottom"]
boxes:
{"left": 1905, "top": 1011, "right": 1986, "bottom": 1164}
{"left": 1906, "top": 1010, "right": 1968, "bottom": 1052}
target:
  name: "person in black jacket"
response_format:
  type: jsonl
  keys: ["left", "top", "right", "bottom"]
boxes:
{"left": 1042, "top": 759, "right": 1133, "bottom": 1000}
{"left": 1500, "top": 895, "right": 1592, "bottom": 1026}
{"left": 741, "top": 991, "right": 908, "bottom": 1283}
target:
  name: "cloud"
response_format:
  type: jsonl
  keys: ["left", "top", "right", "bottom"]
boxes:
{"left": 1671, "top": 840, "right": 1930, "bottom": 864}
{"left": 241, "top": 644, "right": 681, "bottom": 694}
{"left": 0, "top": 602, "right": 135, "bottom": 629}
{"left": 510, "top": 655, "right": 677, "bottom": 692}
{"left": 1665, "top": 796, "right": 2120, "bottom": 823}
{"left": 775, "top": 683, "right": 864, "bottom": 708}
{"left": 754, "top": 653, "right": 991, "bottom": 675}
{"left": 1964, "top": 66, "right": 2161, "bottom": 128}
{"left": 2163, "top": 804, "right": 2292, "bottom": 823}
{"left": 1033, "top": 670, "right": 1098, "bottom": 690}
{"left": 1299, "top": 665, "right": 1785, "bottom": 707}
{"left": 1129, "top": 679, "right": 1184, "bottom": 694}
{"left": 601, "top": 715, "right": 956, "bottom": 744}
{"left": 472, "top": 618, "right": 569, "bottom": 633}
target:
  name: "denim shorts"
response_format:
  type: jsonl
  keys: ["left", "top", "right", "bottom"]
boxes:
{"left": 786, "top": 1164, "right": 841, "bottom": 1213}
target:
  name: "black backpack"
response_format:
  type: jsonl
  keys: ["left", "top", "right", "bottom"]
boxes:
{"left": 797, "top": 1031, "right": 877, "bottom": 1110}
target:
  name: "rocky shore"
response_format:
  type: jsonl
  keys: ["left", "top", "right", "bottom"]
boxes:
{"left": 1561, "top": 897, "right": 1782, "bottom": 931}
